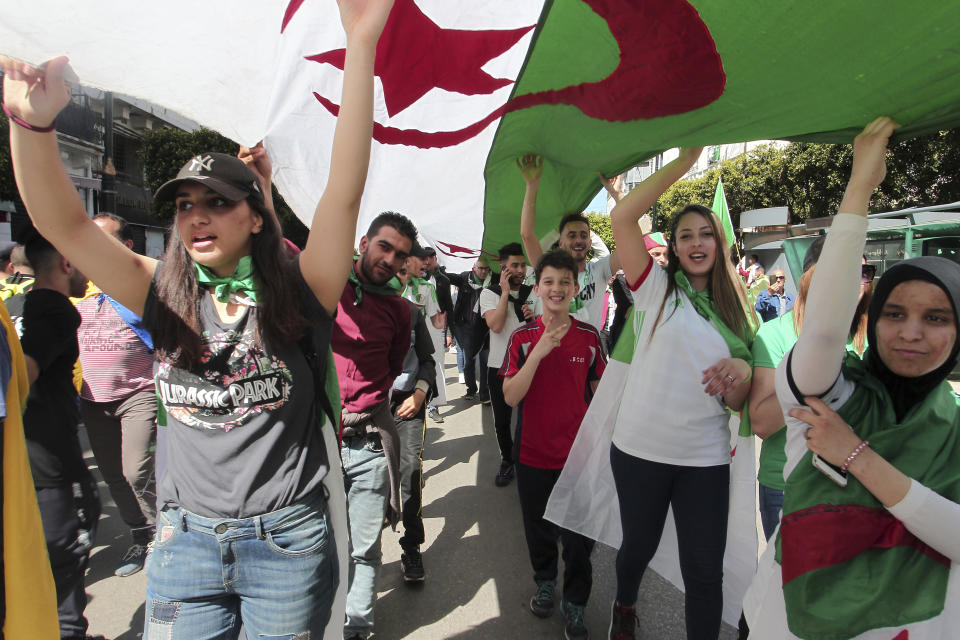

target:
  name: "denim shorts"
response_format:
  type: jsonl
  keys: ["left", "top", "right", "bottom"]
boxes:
{"left": 144, "top": 490, "right": 337, "bottom": 639}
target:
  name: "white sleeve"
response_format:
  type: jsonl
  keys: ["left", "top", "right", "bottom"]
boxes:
{"left": 425, "top": 284, "right": 439, "bottom": 317}
{"left": 594, "top": 255, "right": 613, "bottom": 284}
{"left": 775, "top": 354, "right": 856, "bottom": 480}
{"left": 590, "top": 232, "right": 610, "bottom": 259}
{"left": 478, "top": 287, "right": 497, "bottom": 315}
{"left": 790, "top": 214, "right": 867, "bottom": 396}
{"left": 887, "top": 480, "right": 960, "bottom": 563}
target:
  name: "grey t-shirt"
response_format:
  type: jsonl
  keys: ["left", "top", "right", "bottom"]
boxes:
{"left": 145, "top": 266, "right": 331, "bottom": 518}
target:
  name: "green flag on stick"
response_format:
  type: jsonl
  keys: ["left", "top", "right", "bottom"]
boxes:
{"left": 712, "top": 177, "right": 735, "bottom": 248}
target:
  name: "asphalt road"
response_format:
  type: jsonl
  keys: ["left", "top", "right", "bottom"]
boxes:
{"left": 83, "top": 350, "right": 737, "bottom": 639}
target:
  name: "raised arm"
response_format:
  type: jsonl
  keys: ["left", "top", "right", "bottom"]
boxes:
{"left": 517, "top": 154, "right": 544, "bottom": 268}
{"left": 299, "top": 0, "right": 394, "bottom": 314}
{"left": 790, "top": 117, "right": 896, "bottom": 395}
{"left": 2, "top": 56, "right": 156, "bottom": 315}
{"left": 611, "top": 148, "right": 702, "bottom": 285}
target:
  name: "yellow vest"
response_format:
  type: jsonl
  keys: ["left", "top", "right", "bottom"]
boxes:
{"left": 0, "top": 303, "right": 59, "bottom": 638}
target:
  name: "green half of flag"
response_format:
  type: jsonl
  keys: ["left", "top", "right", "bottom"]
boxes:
{"left": 775, "top": 354, "right": 960, "bottom": 639}
{"left": 481, "top": 0, "right": 960, "bottom": 256}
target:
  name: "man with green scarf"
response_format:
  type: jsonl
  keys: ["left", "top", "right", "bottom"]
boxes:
{"left": 331, "top": 212, "right": 417, "bottom": 640}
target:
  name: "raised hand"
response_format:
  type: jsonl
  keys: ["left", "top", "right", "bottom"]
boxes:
{"left": 337, "top": 0, "right": 395, "bottom": 44}
{"left": 238, "top": 143, "right": 272, "bottom": 186}
{"left": 0, "top": 55, "right": 72, "bottom": 129}
{"left": 839, "top": 117, "right": 899, "bottom": 216}
{"left": 516, "top": 153, "right": 543, "bottom": 185}
{"left": 850, "top": 117, "right": 899, "bottom": 193}
{"left": 598, "top": 172, "right": 623, "bottom": 201}
{"left": 238, "top": 143, "right": 275, "bottom": 211}
{"left": 677, "top": 146, "right": 704, "bottom": 169}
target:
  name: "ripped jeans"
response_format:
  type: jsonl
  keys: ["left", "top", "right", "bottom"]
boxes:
{"left": 143, "top": 491, "right": 337, "bottom": 640}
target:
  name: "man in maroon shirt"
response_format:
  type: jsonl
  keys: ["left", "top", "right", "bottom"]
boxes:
{"left": 332, "top": 212, "right": 416, "bottom": 640}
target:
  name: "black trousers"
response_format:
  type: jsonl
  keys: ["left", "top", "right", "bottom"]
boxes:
{"left": 391, "top": 391, "right": 426, "bottom": 553}
{"left": 451, "top": 324, "right": 488, "bottom": 397}
{"left": 516, "top": 463, "right": 594, "bottom": 606}
{"left": 36, "top": 485, "right": 95, "bottom": 639}
{"left": 486, "top": 367, "right": 514, "bottom": 464}
{"left": 610, "top": 444, "right": 729, "bottom": 640}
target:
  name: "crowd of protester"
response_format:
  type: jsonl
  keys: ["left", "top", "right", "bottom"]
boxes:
{"left": 0, "top": 4, "right": 958, "bottom": 638}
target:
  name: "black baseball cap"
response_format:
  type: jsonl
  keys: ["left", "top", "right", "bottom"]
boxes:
{"left": 409, "top": 243, "right": 429, "bottom": 259}
{"left": 154, "top": 153, "right": 264, "bottom": 205}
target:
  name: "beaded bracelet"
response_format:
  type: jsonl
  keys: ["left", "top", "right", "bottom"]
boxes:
{"left": 2, "top": 103, "right": 56, "bottom": 133}
{"left": 841, "top": 440, "right": 870, "bottom": 472}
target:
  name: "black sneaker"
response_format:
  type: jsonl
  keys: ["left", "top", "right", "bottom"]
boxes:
{"left": 608, "top": 601, "right": 638, "bottom": 640}
{"left": 463, "top": 391, "right": 477, "bottom": 401}
{"left": 529, "top": 579, "right": 556, "bottom": 618}
{"left": 494, "top": 462, "right": 515, "bottom": 487}
{"left": 479, "top": 394, "right": 491, "bottom": 405}
{"left": 401, "top": 550, "right": 425, "bottom": 583}
{"left": 115, "top": 542, "right": 148, "bottom": 577}
{"left": 562, "top": 600, "right": 589, "bottom": 640}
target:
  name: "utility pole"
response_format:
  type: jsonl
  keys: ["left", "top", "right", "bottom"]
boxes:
{"left": 100, "top": 91, "right": 117, "bottom": 214}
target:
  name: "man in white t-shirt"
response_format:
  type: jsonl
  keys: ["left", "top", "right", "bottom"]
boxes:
{"left": 479, "top": 242, "right": 536, "bottom": 487}
{"left": 517, "top": 154, "right": 620, "bottom": 331}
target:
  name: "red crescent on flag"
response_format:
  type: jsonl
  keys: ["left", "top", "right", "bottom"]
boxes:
{"left": 433, "top": 241, "right": 497, "bottom": 259}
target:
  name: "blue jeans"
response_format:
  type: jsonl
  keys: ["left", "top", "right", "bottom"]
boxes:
{"left": 143, "top": 491, "right": 337, "bottom": 639}
{"left": 758, "top": 483, "right": 784, "bottom": 541}
{"left": 342, "top": 435, "right": 389, "bottom": 637}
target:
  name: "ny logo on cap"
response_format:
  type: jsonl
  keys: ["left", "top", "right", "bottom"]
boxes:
{"left": 188, "top": 155, "right": 214, "bottom": 172}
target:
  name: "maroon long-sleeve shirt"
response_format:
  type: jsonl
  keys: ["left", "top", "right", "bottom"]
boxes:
{"left": 331, "top": 278, "right": 411, "bottom": 413}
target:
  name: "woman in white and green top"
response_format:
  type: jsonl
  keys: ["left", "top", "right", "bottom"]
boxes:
{"left": 606, "top": 148, "right": 757, "bottom": 640}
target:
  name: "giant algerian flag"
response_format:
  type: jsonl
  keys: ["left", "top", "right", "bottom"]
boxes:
{"left": 4, "top": 1, "right": 960, "bottom": 272}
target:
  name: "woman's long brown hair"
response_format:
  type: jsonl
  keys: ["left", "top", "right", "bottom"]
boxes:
{"left": 650, "top": 205, "right": 757, "bottom": 343}
{"left": 792, "top": 264, "right": 872, "bottom": 355}
{"left": 152, "top": 198, "right": 309, "bottom": 368}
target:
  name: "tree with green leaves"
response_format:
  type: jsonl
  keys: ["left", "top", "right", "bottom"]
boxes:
{"left": 585, "top": 211, "right": 614, "bottom": 251}
{"left": 651, "top": 129, "right": 960, "bottom": 233}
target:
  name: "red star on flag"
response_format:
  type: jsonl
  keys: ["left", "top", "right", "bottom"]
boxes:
{"left": 305, "top": 0, "right": 533, "bottom": 117}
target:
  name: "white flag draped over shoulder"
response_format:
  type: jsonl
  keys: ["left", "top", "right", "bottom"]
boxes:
{"left": 544, "top": 309, "right": 759, "bottom": 628}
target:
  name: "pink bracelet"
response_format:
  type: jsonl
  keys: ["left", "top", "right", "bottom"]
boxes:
{"left": 841, "top": 440, "right": 870, "bottom": 472}
{"left": 2, "top": 103, "right": 56, "bottom": 133}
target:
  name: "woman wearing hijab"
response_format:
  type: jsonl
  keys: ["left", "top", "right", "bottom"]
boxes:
{"left": 744, "top": 117, "right": 960, "bottom": 638}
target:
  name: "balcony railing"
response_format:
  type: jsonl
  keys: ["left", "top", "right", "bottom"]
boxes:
{"left": 57, "top": 101, "right": 104, "bottom": 146}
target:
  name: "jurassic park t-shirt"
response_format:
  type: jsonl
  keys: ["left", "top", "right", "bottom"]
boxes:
{"left": 144, "top": 266, "right": 331, "bottom": 519}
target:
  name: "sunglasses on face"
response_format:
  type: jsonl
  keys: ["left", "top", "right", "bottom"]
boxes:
{"left": 775, "top": 275, "right": 786, "bottom": 281}
{"left": 861, "top": 264, "right": 877, "bottom": 284}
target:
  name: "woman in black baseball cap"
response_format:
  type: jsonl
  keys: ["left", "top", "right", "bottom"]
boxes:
{"left": 1, "top": 0, "right": 394, "bottom": 637}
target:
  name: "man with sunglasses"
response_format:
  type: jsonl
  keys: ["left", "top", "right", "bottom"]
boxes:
{"left": 755, "top": 268, "right": 795, "bottom": 322}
